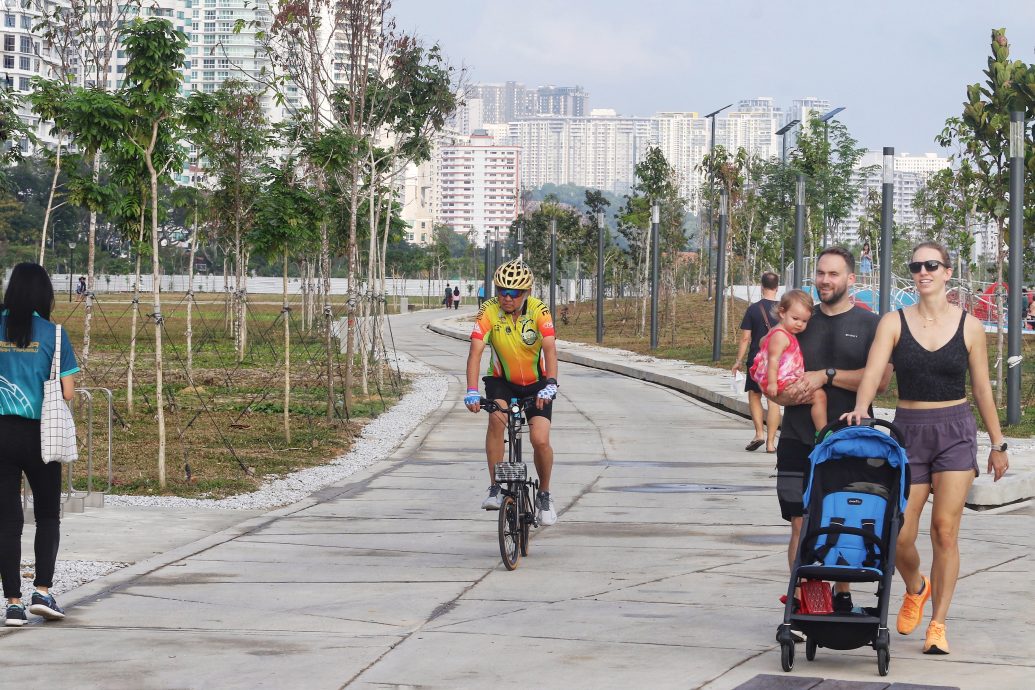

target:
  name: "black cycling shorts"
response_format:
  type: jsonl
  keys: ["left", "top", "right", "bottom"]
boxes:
{"left": 483, "top": 376, "right": 553, "bottom": 422}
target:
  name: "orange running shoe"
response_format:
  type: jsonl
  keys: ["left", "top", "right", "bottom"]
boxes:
{"left": 923, "top": 620, "right": 949, "bottom": 654}
{"left": 896, "top": 574, "right": 931, "bottom": 635}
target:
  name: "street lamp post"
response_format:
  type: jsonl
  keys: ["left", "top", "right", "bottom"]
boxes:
{"left": 549, "top": 218, "right": 557, "bottom": 316}
{"left": 776, "top": 119, "right": 801, "bottom": 281}
{"left": 1007, "top": 111, "right": 1024, "bottom": 425}
{"left": 484, "top": 229, "right": 491, "bottom": 304}
{"left": 649, "top": 203, "right": 660, "bottom": 351}
{"left": 793, "top": 175, "right": 805, "bottom": 289}
{"left": 596, "top": 211, "right": 605, "bottom": 344}
{"left": 704, "top": 103, "right": 733, "bottom": 300}
{"left": 817, "top": 106, "right": 846, "bottom": 246}
{"left": 879, "top": 147, "right": 895, "bottom": 314}
{"left": 67, "top": 240, "right": 76, "bottom": 302}
{"left": 711, "top": 191, "right": 728, "bottom": 361}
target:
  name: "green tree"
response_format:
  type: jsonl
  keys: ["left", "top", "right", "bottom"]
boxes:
{"left": 948, "top": 28, "right": 1035, "bottom": 404}
{"left": 121, "top": 17, "right": 189, "bottom": 489}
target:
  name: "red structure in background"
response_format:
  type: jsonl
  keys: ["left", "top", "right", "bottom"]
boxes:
{"left": 971, "top": 283, "right": 1002, "bottom": 321}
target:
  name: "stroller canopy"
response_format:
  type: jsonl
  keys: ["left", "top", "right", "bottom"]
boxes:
{"left": 807, "top": 425, "right": 909, "bottom": 511}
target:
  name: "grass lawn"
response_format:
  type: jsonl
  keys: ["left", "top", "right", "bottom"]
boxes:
{"left": 52, "top": 292, "right": 405, "bottom": 498}
{"left": 553, "top": 293, "right": 1035, "bottom": 437}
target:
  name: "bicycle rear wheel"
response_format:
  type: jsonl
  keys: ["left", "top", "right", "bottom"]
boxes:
{"left": 498, "top": 494, "right": 521, "bottom": 570}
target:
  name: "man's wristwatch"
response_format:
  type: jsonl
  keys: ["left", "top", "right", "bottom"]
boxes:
{"left": 825, "top": 368, "right": 836, "bottom": 386}
{"left": 991, "top": 440, "right": 1008, "bottom": 452}
{"left": 545, "top": 377, "right": 558, "bottom": 387}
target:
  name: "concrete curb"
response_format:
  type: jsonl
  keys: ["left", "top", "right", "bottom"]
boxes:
{"left": 428, "top": 315, "right": 1033, "bottom": 509}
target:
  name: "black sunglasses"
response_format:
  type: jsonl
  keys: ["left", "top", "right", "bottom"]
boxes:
{"left": 907, "top": 260, "right": 949, "bottom": 274}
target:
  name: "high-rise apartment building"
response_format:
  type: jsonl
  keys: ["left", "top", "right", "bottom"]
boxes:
{"left": 454, "top": 82, "right": 590, "bottom": 134}
{"left": 506, "top": 112, "right": 653, "bottom": 195}
{"left": 839, "top": 150, "right": 950, "bottom": 244}
{"left": 654, "top": 99, "right": 783, "bottom": 212}
{"left": 535, "top": 85, "right": 588, "bottom": 117}
{"left": 433, "top": 130, "right": 520, "bottom": 245}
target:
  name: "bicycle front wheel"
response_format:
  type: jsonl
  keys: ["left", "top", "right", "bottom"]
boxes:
{"left": 498, "top": 494, "right": 521, "bottom": 570}
{"left": 519, "top": 486, "right": 533, "bottom": 557}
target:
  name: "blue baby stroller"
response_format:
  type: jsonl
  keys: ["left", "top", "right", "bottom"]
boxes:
{"left": 776, "top": 419, "right": 909, "bottom": 677}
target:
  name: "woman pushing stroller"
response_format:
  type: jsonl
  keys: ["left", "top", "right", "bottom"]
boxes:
{"left": 843, "top": 241, "right": 1009, "bottom": 656}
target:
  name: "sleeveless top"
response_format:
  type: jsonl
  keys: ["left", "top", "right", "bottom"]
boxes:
{"left": 891, "top": 309, "right": 968, "bottom": 401}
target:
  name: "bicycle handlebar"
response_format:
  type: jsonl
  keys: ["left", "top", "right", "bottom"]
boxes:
{"left": 479, "top": 396, "right": 538, "bottom": 414}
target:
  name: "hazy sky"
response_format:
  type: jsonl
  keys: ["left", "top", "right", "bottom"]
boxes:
{"left": 392, "top": 0, "right": 1035, "bottom": 155}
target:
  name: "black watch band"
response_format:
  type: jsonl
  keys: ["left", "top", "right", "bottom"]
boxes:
{"left": 825, "top": 368, "right": 836, "bottom": 386}
{"left": 545, "top": 377, "right": 558, "bottom": 386}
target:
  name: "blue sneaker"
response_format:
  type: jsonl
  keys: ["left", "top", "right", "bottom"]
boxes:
{"left": 28, "top": 591, "right": 64, "bottom": 621}
{"left": 4, "top": 604, "right": 27, "bottom": 627}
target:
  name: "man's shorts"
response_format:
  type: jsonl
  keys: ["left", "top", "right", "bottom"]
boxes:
{"left": 893, "top": 403, "right": 978, "bottom": 485}
{"left": 483, "top": 376, "right": 553, "bottom": 421}
{"left": 744, "top": 370, "right": 762, "bottom": 394}
{"left": 776, "top": 437, "right": 812, "bottom": 521}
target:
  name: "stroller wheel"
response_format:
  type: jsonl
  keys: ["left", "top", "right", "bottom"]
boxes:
{"left": 780, "top": 641, "right": 795, "bottom": 672}
{"left": 877, "top": 647, "right": 890, "bottom": 676}
{"left": 805, "top": 638, "right": 817, "bottom": 661}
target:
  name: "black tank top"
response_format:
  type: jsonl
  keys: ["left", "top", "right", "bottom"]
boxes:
{"left": 891, "top": 309, "right": 968, "bottom": 401}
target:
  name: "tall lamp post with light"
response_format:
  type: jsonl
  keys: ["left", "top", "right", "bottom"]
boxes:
{"left": 704, "top": 103, "right": 733, "bottom": 300}
{"left": 817, "top": 106, "right": 845, "bottom": 246}
{"left": 775, "top": 119, "right": 800, "bottom": 280}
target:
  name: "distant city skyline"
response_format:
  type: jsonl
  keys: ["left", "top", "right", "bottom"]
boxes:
{"left": 393, "top": 0, "right": 1035, "bottom": 155}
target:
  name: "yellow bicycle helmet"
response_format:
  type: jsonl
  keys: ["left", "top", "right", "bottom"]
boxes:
{"left": 493, "top": 259, "right": 534, "bottom": 290}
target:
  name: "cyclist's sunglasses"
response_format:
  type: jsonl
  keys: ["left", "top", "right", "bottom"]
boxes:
{"left": 498, "top": 288, "right": 523, "bottom": 298}
{"left": 907, "top": 259, "right": 949, "bottom": 274}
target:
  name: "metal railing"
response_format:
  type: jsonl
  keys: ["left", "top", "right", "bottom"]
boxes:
{"left": 23, "top": 387, "right": 113, "bottom": 519}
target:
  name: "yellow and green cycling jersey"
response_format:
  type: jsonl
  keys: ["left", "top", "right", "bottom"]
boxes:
{"left": 471, "top": 297, "right": 555, "bottom": 386}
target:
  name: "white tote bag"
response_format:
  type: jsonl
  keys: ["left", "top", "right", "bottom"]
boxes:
{"left": 40, "top": 324, "right": 78, "bottom": 464}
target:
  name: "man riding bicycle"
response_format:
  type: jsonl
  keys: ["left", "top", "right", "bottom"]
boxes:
{"left": 464, "top": 259, "right": 559, "bottom": 526}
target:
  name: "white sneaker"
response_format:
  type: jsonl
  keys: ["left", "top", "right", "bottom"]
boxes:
{"left": 481, "top": 485, "right": 503, "bottom": 510}
{"left": 537, "top": 491, "right": 557, "bottom": 526}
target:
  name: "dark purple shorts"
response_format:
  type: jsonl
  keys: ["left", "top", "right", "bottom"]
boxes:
{"left": 893, "top": 403, "right": 978, "bottom": 485}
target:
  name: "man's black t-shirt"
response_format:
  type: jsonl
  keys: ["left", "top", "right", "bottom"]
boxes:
{"left": 781, "top": 305, "right": 880, "bottom": 444}
{"left": 740, "top": 298, "right": 778, "bottom": 365}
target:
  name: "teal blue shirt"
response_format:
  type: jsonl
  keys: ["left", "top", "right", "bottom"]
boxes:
{"left": 0, "top": 313, "right": 80, "bottom": 419}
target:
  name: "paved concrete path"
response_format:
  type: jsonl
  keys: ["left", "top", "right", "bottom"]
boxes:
{"left": 2, "top": 308, "right": 1030, "bottom": 689}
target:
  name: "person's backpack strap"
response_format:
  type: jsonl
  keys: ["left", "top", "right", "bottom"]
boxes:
{"left": 760, "top": 301, "right": 772, "bottom": 331}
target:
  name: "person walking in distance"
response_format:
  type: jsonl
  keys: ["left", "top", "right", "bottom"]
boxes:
{"left": 0, "top": 263, "right": 79, "bottom": 627}
{"left": 767, "top": 248, "right": 892, "bottom": 613}
{"left": 843, "top": 241, "right": 1008, "bottom": 656}
{"left": 732, "top": 271, "right": 781, "bottom": 453}
{"left": 464, "top": 260, "right": 559, "bottom": 526}
{"left": 444, "top": 283, "right": 452, "bottom": 308}
{"left": 452, "top": 285, "right": 461, "bottom": 310}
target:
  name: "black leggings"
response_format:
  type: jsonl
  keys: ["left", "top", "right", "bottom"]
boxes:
{"left": 0, "top": 416, "right": 62, "bottom": 599}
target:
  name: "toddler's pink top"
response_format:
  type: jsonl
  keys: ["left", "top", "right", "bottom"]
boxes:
{"left": 749, "top": 326, "right": 805, "bottom": 392}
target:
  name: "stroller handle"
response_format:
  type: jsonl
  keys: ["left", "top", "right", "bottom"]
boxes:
{"left": 817, "top": 418, "right": 905, "bottom": 446}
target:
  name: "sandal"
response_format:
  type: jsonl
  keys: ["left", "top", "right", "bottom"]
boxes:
{"left": 745, "top": 439, "right": 765, "bottom": 452}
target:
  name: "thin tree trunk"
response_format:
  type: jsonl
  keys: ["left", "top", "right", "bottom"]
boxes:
{"left": 82, "top": 150, "right": 101, "bottom": 368}
{"left": 38, "top": 134, "right": 63, "bottom": 265}
{"left": 127, "top": 203, "right": 145, "bottom": 415}
{"left": 322, "top": 219, "right": 334, "bottom": 420}
{"left": 186, "top": 204, "right": 198, "bottom": 378}
{"left": 145, "top": 122, "right": 167, "bottom": 489}
{"left": 283, "top": 249, "right": 291, "bottom": 443}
